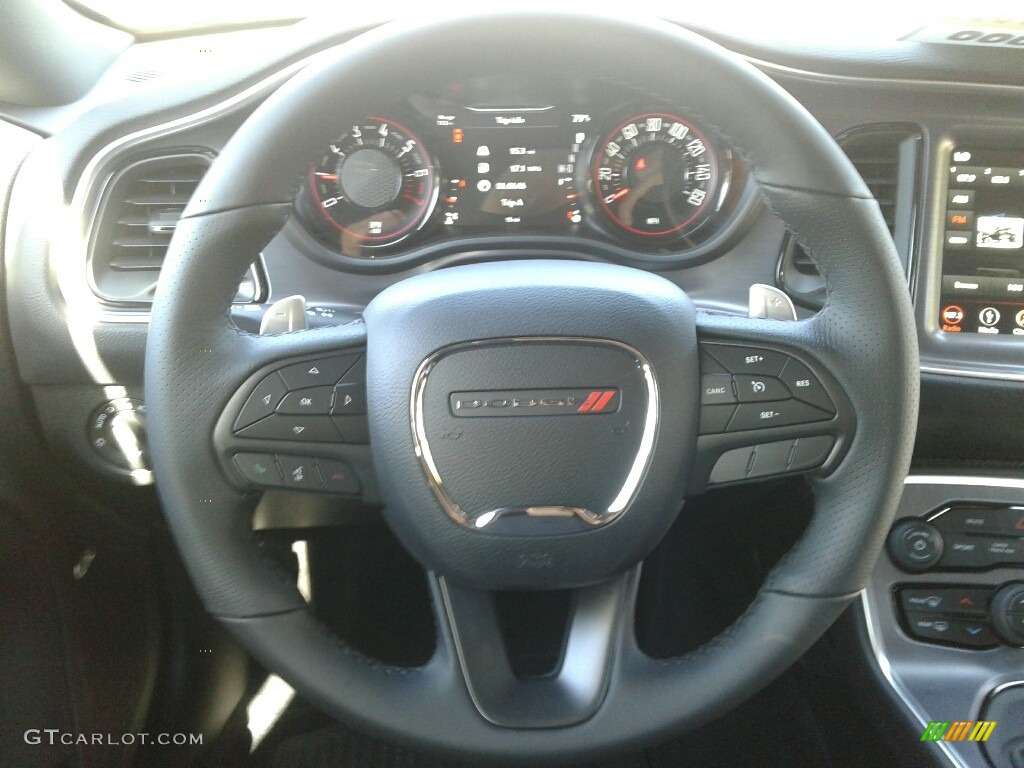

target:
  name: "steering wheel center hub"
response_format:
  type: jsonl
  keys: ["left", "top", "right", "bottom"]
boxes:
{"left": 363, "top": 259, "right": 700, "bottom": 589}
{"left": 412, "top": 337, "right": 658, "bottom": 535}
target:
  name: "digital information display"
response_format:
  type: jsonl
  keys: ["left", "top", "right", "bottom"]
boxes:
{"left": 939, "top": 148, "right": 1024, "bottom": 337}
{"left": 431, "top": 107, "right": 585, "bottom": 231}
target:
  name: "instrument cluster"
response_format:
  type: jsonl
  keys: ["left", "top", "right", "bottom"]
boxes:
{"left": 292, "top": 81, "right": 755, "bottom": 269}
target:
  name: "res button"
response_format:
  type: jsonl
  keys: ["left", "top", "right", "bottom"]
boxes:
{"left": 778, "top": 359, "right": 835, "bottom": 414}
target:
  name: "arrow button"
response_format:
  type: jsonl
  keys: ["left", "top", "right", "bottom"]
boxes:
{"left": 236, "top": 415, "right": 341, "bottom": 442}
{"left": 332, "top": 382, "right": 367, "bottom": 415}
{"left": 234, "top": 372, "right": 288, "bottom": 431}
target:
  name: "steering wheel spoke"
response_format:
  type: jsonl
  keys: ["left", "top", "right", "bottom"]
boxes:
{"left": 690, "top": 311, "right": 854, "bottom": 492}
{"left": 433, "top": 569, "right": 639, "bottom": 729}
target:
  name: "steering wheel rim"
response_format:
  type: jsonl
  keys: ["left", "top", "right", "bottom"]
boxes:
{"left": 145, "top": 11, "right": 918, "bottom": 761}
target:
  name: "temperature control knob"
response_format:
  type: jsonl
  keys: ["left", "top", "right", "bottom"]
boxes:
{"left": 992, "top": 583, "right": 1024, "bottom": 646}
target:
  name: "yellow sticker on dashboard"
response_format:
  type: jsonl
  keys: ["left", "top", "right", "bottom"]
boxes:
{"left": 904, "top": 17, "right": 1024, "bottom": 47}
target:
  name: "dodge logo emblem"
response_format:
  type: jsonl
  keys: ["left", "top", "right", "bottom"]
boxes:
{"left": 449, "top": 388, "right": 620, "bottom": 417}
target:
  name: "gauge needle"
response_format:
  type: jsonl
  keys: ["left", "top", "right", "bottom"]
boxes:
{"left": 315, "top": 173, "right": 339, "bottom": 181}
{"left": 604, "top": 188, "right": 630, "bottom": 204}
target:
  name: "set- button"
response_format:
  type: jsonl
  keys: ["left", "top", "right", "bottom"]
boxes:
{"left": 699, "top": 344, "right": 837, "bottom": 434}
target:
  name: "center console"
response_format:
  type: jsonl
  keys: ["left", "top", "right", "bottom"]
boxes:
{"left": 865, "top": 477, "right": 1024, "bottom": 768}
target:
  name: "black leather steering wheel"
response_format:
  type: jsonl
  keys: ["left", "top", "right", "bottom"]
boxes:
{"left": 145, "top": 12, "right": 918, "bottom": 762}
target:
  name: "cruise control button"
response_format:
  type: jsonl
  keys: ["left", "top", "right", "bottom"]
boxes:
{"left": 708, "top": 445, "right": 755, "bottom": 484}
{"left": 748, "top": 440, "right": 795, "bottom": 478}
{"left": 703, "top": 345, "right": 787, "bottom": 377}
{"left": 699, "top": 404, "right": 736, "bottom": 435}
{"left": 236, "top": 415, "right": 341, "bottom": 443}
{"left": 778, "top": 359, "right": 835, "bottom": 414}
{"left": 733, "top": 375, "right": 790, "bottom": 403}
{"left": 726, "top": 401, "right": 832, "bottom": 432}
{"left": 278, "top": 355, "right": 360, "bottom": 390}
{"left": 316, "top": 458, "right": 362, "bottom": 494}
{"left": 234, "top": 373, "right": 288, "bottom": 430}
{"left": 277, "top": 386, "right": 334, "bottom": 415}
{"left": 789, "top": 435, "right": 835, "bottom": 471}
{"left": 276, "top": 455, "right": 324, "bottom": 490}
{"left": 332, "top": 383, "right": 367, "bottom": 415}
{"left": 700, "top": 374, "right": 735, "bottom": 405}
{"left": 233, "top": 453, "right": 282, "bottom": 486}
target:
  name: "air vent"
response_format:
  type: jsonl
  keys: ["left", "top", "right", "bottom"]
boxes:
{"left": 90, "top": 153, "right": 262, "bottom": 306}
{"left": 777, "top": 124, "right": 921, "bottom": 309}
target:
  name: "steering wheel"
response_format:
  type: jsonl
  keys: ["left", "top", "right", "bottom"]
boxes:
{"left": 146, "top": 11, "right": 918, "bottom": 762}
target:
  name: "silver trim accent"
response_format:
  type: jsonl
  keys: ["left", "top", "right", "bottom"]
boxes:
{"left": 409, "top": 337, "right": 659, "bottom": 531}
{"left": 906, "top": 475, "right": 1024, "bottom": 489}
{"left": 921, "top": 364, "right": 1024, "bottom": 383}
{"left": 989, "top": 679, "right": 1024, "bottom": 697}
{"left": 747, "top": 283, "right": 797, "bottom": 321}
{"left": 259, "top": 294, "right": 308, "bottom": 335}
{"left": 860, "top": 592, "right": 970, "bottom": 768}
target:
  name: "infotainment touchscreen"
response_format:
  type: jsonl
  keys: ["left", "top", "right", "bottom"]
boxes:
{"left": 939, "top": 147, "right": 1024, "bottom": 337}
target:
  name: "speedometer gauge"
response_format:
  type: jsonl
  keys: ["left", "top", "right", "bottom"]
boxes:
{"left": 308, "top": 117, "right": 437, "bottom": 252}
{"left": 593, "top": 113, "right": 719, "bottom": 240}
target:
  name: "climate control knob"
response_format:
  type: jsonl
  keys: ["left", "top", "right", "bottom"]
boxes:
{"left": 992, "top": 583, "right": 1024, "bottom": 646}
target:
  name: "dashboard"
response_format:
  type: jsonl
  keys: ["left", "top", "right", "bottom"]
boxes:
{"left": 4, "top": 12, "right": 1024, "bottom": 768}
{"left": 287, "top": 79, "right": 754, "bottom": 271}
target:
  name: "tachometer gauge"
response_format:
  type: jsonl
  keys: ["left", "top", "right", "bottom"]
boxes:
{"left": 592, "top": 113, "right": 719, "bottom": 240}
{"left": 308, "top": 117, "right": 437, "bottom": 253}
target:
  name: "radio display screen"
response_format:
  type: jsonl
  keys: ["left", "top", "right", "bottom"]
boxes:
{"left": 939, "top": 147, "right": 1024, "bottom": 337}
